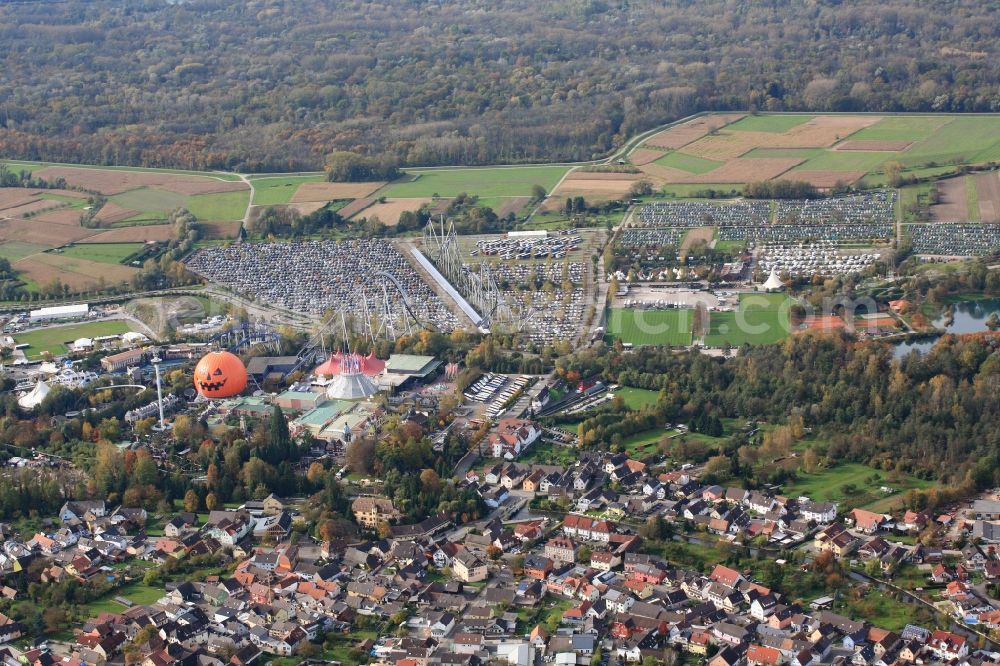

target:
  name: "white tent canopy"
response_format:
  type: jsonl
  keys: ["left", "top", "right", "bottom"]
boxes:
{"left": 763, "top": 267, "right": 785, "bottom": 292}
{"left": 326, "top": 372, "right": 378, "bottom": 400}
{"left": 18, "top": 381, "right": 51, "bottom": 410}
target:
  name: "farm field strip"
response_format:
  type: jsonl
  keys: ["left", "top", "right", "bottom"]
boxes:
{"left": 55, "top": 243, "right": 145, "bottom": 264}
{"left": 653, "top": 151, "right": 724, "bottom": 174}
{"left": 14, "top": 252, "right": 138, "bottom": 291}
{"left": 380, "top": 165, "right": 570, "bottom": 199}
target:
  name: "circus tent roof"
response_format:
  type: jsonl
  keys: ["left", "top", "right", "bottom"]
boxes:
{"left": 314, "top": 352, "right": 385, "bottom": 377}
{"left": 326, "top": 371, "right": 379, "bottom": 400}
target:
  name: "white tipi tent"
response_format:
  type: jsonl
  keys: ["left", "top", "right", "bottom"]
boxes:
{"left": 18, "top": 380, "right": 51, "bottom": 411}
{"left": 762, "top": 267, "right": 785, "bottom": 292}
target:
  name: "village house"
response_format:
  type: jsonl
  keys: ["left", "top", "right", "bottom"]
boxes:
{"left": 453, "top": 551, "right": 488, "bottom": 583}
{"left": 488, "top": 419, "right": 541, "bottom": 459}
{"left": 351, "top": 497, "right": 401, "bottom": 530}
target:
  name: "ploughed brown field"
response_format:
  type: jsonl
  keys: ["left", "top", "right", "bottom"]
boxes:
{"left": 199, "top": 220, "right": 243, "bottom": 239}
{"left": 977, "top": 172, "right": 1000, "bottom": 223}
{"left": 628, "top": 148, "right": 666, "bottom": 166}
{"left": 33, "top": 166, "right": 248, "bottom": 196}
{"left": 290, "top": 181, "right": 385, "bottom": 203}
{"left": 930, "top": 177, "right": 970, "bottom": 222}
{"left": 32, "top": 209, "right": 86, "bottom": 226}
{"left": 645, "top": 114, "right": 746, "bottom": 150}
{"left": 349, "top": 198, "right": 432, "bottom": 225}
{"left": 0, "top": 217, "right": 97, "bottom": 246}
{"left": 14, "top": 252, "right": 137, "bottom": 290}
{"left": 78, "top": 224, "right": 177, "bottom": 243}
{"left": 95, "top": 202, "right": 140, "bottom": 225}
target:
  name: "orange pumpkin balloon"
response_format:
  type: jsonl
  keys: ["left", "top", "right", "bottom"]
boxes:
{"left": 193, "top": 351, "right": 248, "bottom": 399}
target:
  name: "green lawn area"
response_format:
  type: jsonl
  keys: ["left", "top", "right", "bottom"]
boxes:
{"left": 14, "top": 320, "right": 135, "bottom": 358}
{"left": 57, "top": 243, "right": 144, "bottom": 264}
{"left": 725, "top": 114, "right": 815, "bottom": 133}
{"left": 78, "top": 580, "right": 165, "bottom": 618}
{"left": 608, "top": 308, "right": 694, "bottom": 346}
{"left": 250, "top": 175, "right": 324, "bottom": 205}
{"left": 836, "top": 588, "right": 924, "bottom": 632}
{"left": 714, "top": 239, "right": 747, "bottom": 253}
{"left": 0, "top": 241, "right": 49, "bottom": 261}
{"left": 704, "top": 292, "right": 794, "bottom": 346}
{"left": 614, "top": 386, "right": 660, "bottom": 410}
{"left": 622, "top": 428, "right": 670, "bottom": 458}
{"left": 791, "top": 150, "right": 897, "bottom": 173}
{"left": 781, "top": 461, "right": 933, "bottom": 511}
{"left": 379, "top": 165, "right": 569, "bottom": 198}
{"left": 517, "top": 440, "right": 577, "bottom": 466}
{"left": 654, "top": 151, "right": 724, "bottom": 174}
{"left": 186, "top": 190, "right": 250, "bottom": 221}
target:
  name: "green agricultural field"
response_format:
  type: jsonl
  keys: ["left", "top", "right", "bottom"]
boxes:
{"left": 653, "top": 151, "right": 723, "bottom": 174}
{"left": 112, "top": 188, "right": 188, "bottom": 218}
{"left": 901, "top": 116, "right": 1000, "bottom": 167}
{"left": 781, "top": 461, "right": 933, "bottom": 511}
{"left": 725, "top": 114, "right": 815, "bottom": 133}
{"left": 614, "top": 386, "right": 660, "bottom": 410}
{"left": 659, "top": 184, "right": 744, "bottom": 198}
{"left": 15, "top": 320, "right": 135, "bottom": 358}
{"left": 380, "top": 165, "right": 570, "bottom": 198}
{"left": 57, "top": 243, "right": 145, "bottom": 264}
{"left": 186, "top": 190, "right": 250, "bottom": 220}
{"left": 38, "top": 192, "right": 89, "bottom": 206}
{"left": 0, "top": 241, "right": 49, "bottom": 262}
{"left": 848, "top": 115, "right": 952, "bottom": 142}
{"left": 791, "top": 150, "right": 897, "bottom": 173}
{"left": 250, "top": 175, "right": 324, "bottom": 205}
{"left": 704, "top": 293, "right": 793, "bottom": 347}
{"left": 966, "top": 175, "right": 981, "bottom": 221}
{"left": 608, "top": 308, "right": 694, "bottom": 346}
{"left": 111, "top": 188, "right": 248, "bottom": 222}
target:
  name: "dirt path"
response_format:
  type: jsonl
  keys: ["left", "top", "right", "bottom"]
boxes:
{"left": 236, "top": 173, "right": 254, "bottom": 236}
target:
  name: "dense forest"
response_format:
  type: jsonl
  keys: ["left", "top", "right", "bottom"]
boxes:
{"left": 0, "top": 0, "right": 997, "bottom": 171}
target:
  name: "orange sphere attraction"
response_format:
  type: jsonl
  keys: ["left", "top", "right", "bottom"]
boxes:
{"left": 193, "top": 351, "right": 248, "bottom": 399}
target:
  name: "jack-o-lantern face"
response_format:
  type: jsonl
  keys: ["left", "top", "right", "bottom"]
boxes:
{"left": 193, "top": 351, "right": 248, "bottom": 399}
